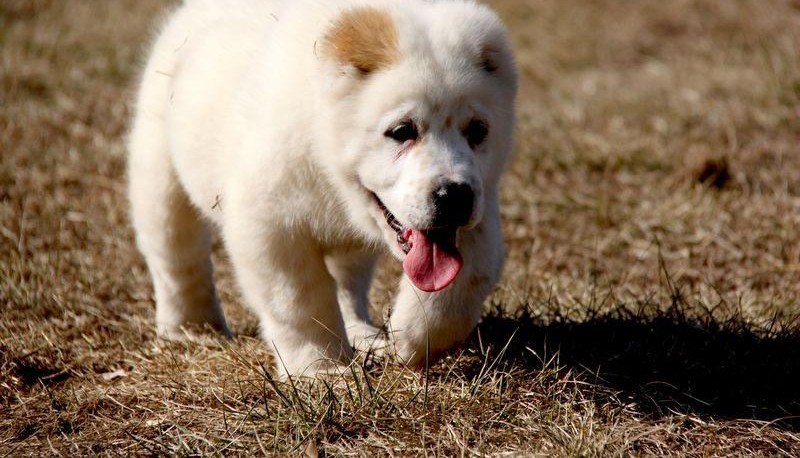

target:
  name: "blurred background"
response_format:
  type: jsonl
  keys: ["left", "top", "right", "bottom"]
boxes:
{"left": 1, "top": 0, "right": 799, "bottom": 454}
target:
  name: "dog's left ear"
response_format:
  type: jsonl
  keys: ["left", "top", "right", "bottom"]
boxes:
{"left": 474, "top": 31, "right": 516, "bottom": 79}
{"left": 466, "top": 8, "right": 516, "bottom": 82}
{"left": 322, "top": 6, "right": 398, "bottom": 76}
{"left": 479, "top": 44, "right": 501, "bottom": 74}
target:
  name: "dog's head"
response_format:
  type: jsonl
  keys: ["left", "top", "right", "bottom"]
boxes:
{"left": 316, "top": 1, "right": 517, "bottom": 291}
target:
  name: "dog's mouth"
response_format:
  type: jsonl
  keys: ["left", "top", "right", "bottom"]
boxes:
{"left": 372, "top": 193, "right": 463, "bottom": 293}
{"left": 377, "top": 196, "right": 411, "bottom": 254}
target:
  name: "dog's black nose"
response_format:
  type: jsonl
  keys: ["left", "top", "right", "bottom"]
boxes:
{"left": 431, "top": 182, "right": 474, "bottom": 228}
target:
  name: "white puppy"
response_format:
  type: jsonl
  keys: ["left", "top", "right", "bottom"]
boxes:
{"left": 128, "top": 0, "right": 517, "bottom": 377}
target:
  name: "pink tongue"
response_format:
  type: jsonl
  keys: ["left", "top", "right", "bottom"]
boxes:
{"left": 402, "top": 229, "right": 463, "bottom": 292}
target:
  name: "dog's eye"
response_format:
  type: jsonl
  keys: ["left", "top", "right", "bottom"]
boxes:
{"left": 464, "top": 119, "right": 489, "bottom": 148}
{"left": 385, "top": 121, "right": 418, "bottom": 143}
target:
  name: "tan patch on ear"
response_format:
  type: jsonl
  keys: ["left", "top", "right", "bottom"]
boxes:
{"left": 324, "top": 6, "right": 398, "bottom": 75}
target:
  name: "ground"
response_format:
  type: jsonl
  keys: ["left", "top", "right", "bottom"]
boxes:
{"left": 1, "top": 0, "right": 799, "bottom": 455}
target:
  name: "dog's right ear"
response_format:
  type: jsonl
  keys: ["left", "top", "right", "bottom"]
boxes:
{"left": 321, "top": 6, "right": 398, "bottom": 77}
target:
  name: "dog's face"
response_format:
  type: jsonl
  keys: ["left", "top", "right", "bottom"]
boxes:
{"left": 318, "top": 2, "right": 517, "bottom": 291}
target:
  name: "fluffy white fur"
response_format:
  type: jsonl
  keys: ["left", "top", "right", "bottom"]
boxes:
{"left": 128, "top": 0, "right": 517, "bottom": 377}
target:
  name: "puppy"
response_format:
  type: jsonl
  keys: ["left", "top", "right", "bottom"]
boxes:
{"left": 128, "top": 0, "right": 517, "bottom": 377}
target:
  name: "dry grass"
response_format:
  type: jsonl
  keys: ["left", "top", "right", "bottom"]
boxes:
{"left": 2, "top": 0, "right": 800, "bottom": 455}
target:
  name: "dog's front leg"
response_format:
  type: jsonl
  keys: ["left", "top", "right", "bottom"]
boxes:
{"left": 388, "top": 201, "right": 504, "bottom": 368}
{"left": 325, "top": 251, "right": 387, "bottom": 353}
{"left": 225, "top": 219, "right": 352, "bottom": 378}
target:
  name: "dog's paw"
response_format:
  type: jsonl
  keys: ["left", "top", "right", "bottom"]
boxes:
{"left": 346, "top": 322, "right": 388, "bottom": 357}
{"left": 388, "top": 335, "right": 450, "bottom": 370}
{"left": 156, "top": 318, "right": 232, "bottom": 342}
{"left": 273, "top": 356, "right": 353, "bottom": 381}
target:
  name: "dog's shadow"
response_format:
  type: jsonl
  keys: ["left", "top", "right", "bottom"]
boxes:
{"left": 461, "top": 304, "right": 800, "bottom": 428}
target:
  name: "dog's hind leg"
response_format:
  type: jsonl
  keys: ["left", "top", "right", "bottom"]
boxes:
{"left": 128, "top": 67, "right": 230, "bottom": 339}
{"left": 325, "top": 251, "right": 386, "bottom": 353}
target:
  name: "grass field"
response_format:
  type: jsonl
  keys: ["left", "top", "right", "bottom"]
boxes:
{"left": 2, "top": 0, "right": 800, "bottom": 455}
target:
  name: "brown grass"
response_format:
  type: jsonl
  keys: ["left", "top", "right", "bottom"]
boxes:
{"left": 2, "top": 0, "right": 800, "bottom": 455}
